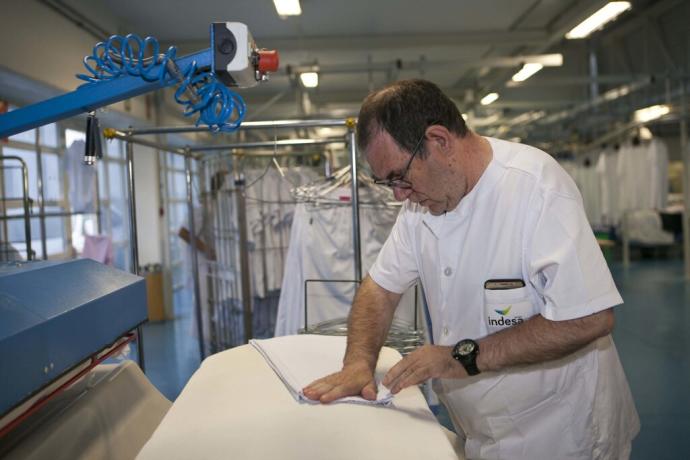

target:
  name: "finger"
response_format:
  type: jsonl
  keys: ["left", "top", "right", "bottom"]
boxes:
{"left": 361, "top": 381, "right": 377, "bottom": 401}
{"left": 392, "top": 366, "right": 427, "bottom": 394}
{"left": 320, "top": 382, "right": 361, "bottom": 403}
{"left": 383, "top": 358, "right": 410, "bottom": 387}
{"left": 303, "top": 381, "right": 334, "bottom": 399}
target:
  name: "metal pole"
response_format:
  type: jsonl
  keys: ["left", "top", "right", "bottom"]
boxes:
{"left": 105, "top": 129, "right": 186, "bottom": 155}
{"left": 188, "top": 138, "right": 345, "bottom": 152}
{"left": 125, "top": 139, "right": 145, "bottom": 372}
{"left": 20, "top": 159, "right": 32, "bottom": 261}
{"left": 0, "top": 156, "right": 33, "bottom": 260}
{"left": 95, "top": 166, "right": 102, "bottom": 234}
{"left": 680, "top": 79, "right": 690, "bottom": 280}
{"left": 128, "top": 119, "right": 351, "bottom": 135}
{"left": 348, "top": 127, "right": 363, "bottom": 281}
{"left": 234, "top": 174, "right": 253, "bottom": 343}
{"left": 186, "top": 150, "right": 206, "bottom": 360}
{"left": 35, "top": 128, "right": 47, "bottom": 260}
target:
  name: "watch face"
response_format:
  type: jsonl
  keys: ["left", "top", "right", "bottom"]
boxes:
{"left": 458, "top": 342, "right": 475, "bottom": 356}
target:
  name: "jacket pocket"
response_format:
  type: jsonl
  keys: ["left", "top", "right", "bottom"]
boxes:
{"left": 484, "top": 286, "right": 535, "bottom": 333}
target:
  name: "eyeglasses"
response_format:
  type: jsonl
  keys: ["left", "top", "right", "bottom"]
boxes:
{"left": 373, "top": 127, "right": 428, "bottom": 190}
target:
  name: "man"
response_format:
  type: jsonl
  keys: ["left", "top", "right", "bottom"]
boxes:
{"left": 303, "top": 79, "right": 639, "bottom": 459}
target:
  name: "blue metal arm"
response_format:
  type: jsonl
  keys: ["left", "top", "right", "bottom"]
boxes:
{"left": 0, "top": 49, "right": 212, "bottom": 139}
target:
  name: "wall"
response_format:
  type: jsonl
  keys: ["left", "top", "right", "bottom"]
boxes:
{"left": 0, "top": 0, "right": 149, "bottom": 121}
{"left": 132, "top": 145, "right": 163, "bottom": 266}
{"left": 0, "top": 0, "right": 164, "bottom": 265}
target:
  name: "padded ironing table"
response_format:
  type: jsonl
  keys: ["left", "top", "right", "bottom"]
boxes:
{"left": 137, "top": 340, "right": 463, "bottom": 460}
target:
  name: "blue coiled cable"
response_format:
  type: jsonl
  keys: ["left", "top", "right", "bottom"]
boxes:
{"left": 77, "top": 34, "right": 246, "bottom": 132}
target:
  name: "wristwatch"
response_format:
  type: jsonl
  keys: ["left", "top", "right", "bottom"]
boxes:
{"left": 451, "top": 339, "right": 480, "bottom": 376}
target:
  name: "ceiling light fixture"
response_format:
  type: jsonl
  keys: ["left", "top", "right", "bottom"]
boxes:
{"left": 299, "top": 72, "right": 319, "bottom": 88}
{"left": 480, "top": 93, "right": 499, "bottom": 106}
{"left": 273, "top": 0, "right": 302, "bottom": 17}
{"left": 565, "top": 2, "right": 631, "bottom": 39}
{"left": 511, "top": 63, "right": 544, "bottom": 82}
{"left": 634, "top": 104, "right": 670, "bottom": 123}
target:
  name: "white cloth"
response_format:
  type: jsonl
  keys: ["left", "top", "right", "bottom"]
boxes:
{"left": 595, "top": 149, "right": 620, "bottom": 226}
{"left": 136, "top": 342, "right": 461, "bottom": 460}
{"left": 244, "top": 167, "right": 319, "bottom": 297}
{"left": 3, "top": 362, "right": 170, "bottom": 460}
{"left": 624, "top": 209, "right": 674, "bottom": 245}
{"left": 250, "top": 335, "right": 393, "bottom": 405}
{"left": 646, "top": 138, "right": 669, "bottom": 209}
{"left": 369, "top": 137, "right": 639, "bottom": 460}
{"left": 274, "top": 186, "right": 406, "bottom": 336}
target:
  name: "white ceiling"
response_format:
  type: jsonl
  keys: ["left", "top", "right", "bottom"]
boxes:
{"left": 60, "top": 0, "right": 687, "bottom": 147}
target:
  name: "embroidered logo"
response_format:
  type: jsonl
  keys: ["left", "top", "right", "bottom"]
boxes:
{"left": 488, "top": 305, "right": 524, "bottom": 327}
{"left": 494, "top": 306, "right": 512, "bottom": 316}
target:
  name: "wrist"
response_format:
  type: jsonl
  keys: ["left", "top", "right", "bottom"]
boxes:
{"left": 451, "top": 339, "right": 481, "bottom": 376}
{"left": 343, "top": 356, "right": 377, "bottom": 374}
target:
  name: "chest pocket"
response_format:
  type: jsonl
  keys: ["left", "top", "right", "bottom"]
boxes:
{"left": 484, "top": 286, "right": 535, "bottom": 333}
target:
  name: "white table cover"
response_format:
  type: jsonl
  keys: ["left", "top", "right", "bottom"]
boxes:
{"left": 137, "top": 337, "right": 460, "bottom": 460}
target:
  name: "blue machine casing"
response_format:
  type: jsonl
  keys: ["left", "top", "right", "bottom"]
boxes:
{"left": 0, "top": 259, "right": 147, "bottom": 417}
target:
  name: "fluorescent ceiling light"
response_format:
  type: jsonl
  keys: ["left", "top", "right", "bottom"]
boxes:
{"left": 480, "top": 93, "right": 499, "bottom": 106}
{"left": 511, "top": 63, "right": 544, "bottom": 82}
{"left": 566, "top": 2, "right": 631, "bottom": 39}
{"left": 273, "top": 0, "right": 301, "bottom": 16}
{"left": 634, "top": 104, "right": 670, "bottom": 123}
{"left": 639, "top": 126, "right": 653, "bottom": 140}
{"left": 299, "top": 72, "right": 319, "bottom": 88}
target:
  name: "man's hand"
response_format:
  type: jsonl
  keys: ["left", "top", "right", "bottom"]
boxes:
{"left": 383, "top": 345, "right": 466, "bottom": 394}
{"left": 302, "top": 361, "right": 377, "bottom": 403}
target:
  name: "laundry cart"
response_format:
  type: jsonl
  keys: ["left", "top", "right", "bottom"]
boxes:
{"left": 198, "top": 154, "right": 320, "bottom": 355}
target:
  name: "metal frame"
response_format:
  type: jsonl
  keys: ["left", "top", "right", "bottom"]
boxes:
{"left": 0, "top": 156, "right": 33, "bottom": 260}
{"left": 112, "top": 118, "right": 363, "bottom": 358}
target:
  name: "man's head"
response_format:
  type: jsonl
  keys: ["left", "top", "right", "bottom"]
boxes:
{"left": 357, "top": 79, "right": 467, "bottom": 160}
{"left": 357, "top": 79, "right": 478, "bottom": 215}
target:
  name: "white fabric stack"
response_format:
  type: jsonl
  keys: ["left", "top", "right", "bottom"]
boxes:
{"left": 250, "top": 334, "right": 393, "bottom": 406}
{"left": 623, "top": 209, "right": 674, "bottom": 245}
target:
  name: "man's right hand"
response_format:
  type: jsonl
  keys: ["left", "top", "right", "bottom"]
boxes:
{"left": 302, "top": 361, "right": 377, "bottom": 404}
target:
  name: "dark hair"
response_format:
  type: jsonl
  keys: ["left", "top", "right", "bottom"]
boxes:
{"left": 356, "top": 79, "right": 467, "bottom": 158}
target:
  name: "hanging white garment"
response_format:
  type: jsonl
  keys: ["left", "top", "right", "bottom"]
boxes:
{"left": 616, "top": 142, "right": 649, "bottom": 215}
{"left": 274, "top": 180, "right": 406, "bottom": 336}
{"left": 244, "top": 166, "right": 320, "bottom": 298}
{"left": 65, "top": 140, "right": 97, "bottom": 213}
{"left": 646, "top": 138, "right": 669, "bottom": 209}
{"left": 595, "top": 149, "right": 620, "bottom": 226}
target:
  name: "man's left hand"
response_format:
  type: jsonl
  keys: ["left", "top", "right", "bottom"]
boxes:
{"left": 382, "top": 345, "right": 467, "bottom": 394}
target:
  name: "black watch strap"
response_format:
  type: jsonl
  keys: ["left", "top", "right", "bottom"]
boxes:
{"left": 452, "top": 339, "right": 480, "bottom": 376}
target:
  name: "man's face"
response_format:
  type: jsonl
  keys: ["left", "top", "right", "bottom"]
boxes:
{"left": 365, "top": 129, "right": 466, "bottom": 215}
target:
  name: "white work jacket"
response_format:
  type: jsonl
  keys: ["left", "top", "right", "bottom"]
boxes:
{"left": 369, "top": 138, "right": 639, "bottom": 460}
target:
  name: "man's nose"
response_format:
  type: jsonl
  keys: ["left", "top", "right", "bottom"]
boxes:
{"left": 393, "top": 186, "right": 412, "bottom": 201}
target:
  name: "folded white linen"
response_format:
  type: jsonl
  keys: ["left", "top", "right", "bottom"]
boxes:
{"left": 249, "top": 334, "right": 394, "bottom": 406}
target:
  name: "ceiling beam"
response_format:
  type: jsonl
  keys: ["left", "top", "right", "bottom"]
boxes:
{"left": 172, "top": 29, "right": 549, "bottom": 55}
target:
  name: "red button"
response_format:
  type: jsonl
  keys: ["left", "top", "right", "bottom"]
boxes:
{"left": 258, "top": 50, "right": 279, "bottom": 73}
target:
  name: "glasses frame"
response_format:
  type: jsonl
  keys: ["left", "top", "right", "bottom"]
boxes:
{"left": 373, "top": 123, "right": 433, "bottom": 189}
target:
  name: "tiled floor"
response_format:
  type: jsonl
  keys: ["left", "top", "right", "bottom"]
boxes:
{"left": 140, "top": 289, "right": 200, "bottom": 401}
{"left": 610, "top": 260, "right": 690, "bottom": 459}
{"left": 141, "top": 259, "right": 690, "bottom": 458}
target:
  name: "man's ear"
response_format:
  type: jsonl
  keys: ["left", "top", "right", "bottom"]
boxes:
{"left": 425, "top": 124, "right": 452, "bottom": 155}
